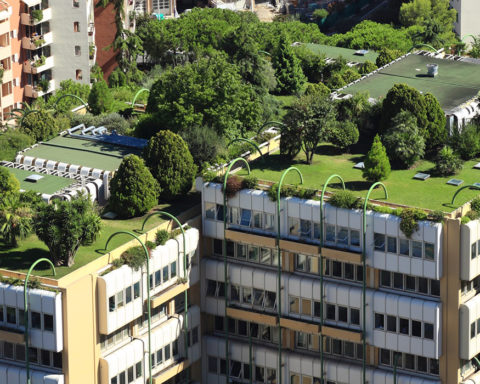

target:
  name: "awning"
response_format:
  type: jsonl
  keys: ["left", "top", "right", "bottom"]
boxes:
{"left": 22, "top": 0, "right": 41, "bottom": 7}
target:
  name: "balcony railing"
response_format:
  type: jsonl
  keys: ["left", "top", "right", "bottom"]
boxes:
{"left": 23, "top": 55, "right": 53, "bottom": 74}
{"left": 20, "top": 8, "right": 52, "bottom": 26}
{"left": 21, "top": 31, "right": 52, "bottom": 50}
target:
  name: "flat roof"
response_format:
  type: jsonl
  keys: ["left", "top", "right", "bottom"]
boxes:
{"left": 23, "top": 136, "right": 142, "bottom": 171}
{"left": 4, "top": 166, "right": 74, "bottom": 195}
{"left": 239, "top": 146, "right": 480, "bottom": 212}
{"left": 302, "top": 43, "right": 379, "bottom": 63}
{"left": 342, "top": 54, "right": 480, "bottom": 113}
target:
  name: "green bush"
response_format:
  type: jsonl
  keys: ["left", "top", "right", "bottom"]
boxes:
{"left": 470, "top": 196, "right": 480, "bottom": 213}
{"left": 0, "top": 130, "right": 34, "bottom": 161}
{"left": 328, "top": 190, "right": 359, "bottom": 209}
{"left": 31, "top": 9, "right": 43, "bottom": 21}
{"left": 20, "top": 110, "right": 59, "bottom": 142}
{"left": 304, "top": 82, "right": 331, "bottom": 98}
{"left": 180, "top": 126, "right": 226, "bottom": 167}
{"left": 202, "top": 170, "right": 218, "bottom": 183}
{"left": 223, "top": 175, "right": 243, "bottom": 198}
{"left": 328, "top": 121, "right": 359, "bottom": 151}
{"left": 0, "top": 167, "right": 19, "bottom": 201}
{"left": 363, "top": 134, "right": 391, "bottom": 182}
{"left": 267, "top": 183, "right": 316, "bottom": 201}
{"left": 466, "top": 210, "right": 480, "bottom": 221}
{"left": 453, "top": 123, "right": 480, "bottom": 160}
{"left": 155, "top": 230, "right": 169, "bottom": 246}
{"left": 433, "top": 146, "right": 463, "bottom": 176}
{"left": 359, "top": 61, "right": 378, "bottom": 75}
{"left": 375, "top": 47, "right": 402, "bottom": 67}
{"left": 121, "top": 246, "right": 146, "bottom": 270}
{"left": 109, "top": 155, "right": 159, "bottom": 218}
{"left": 88, "top": 80, "right": 113, "bottom": 115}
{"left": 242, "top": 175, "right": 258, "bottom": 189}
{"left": 462, "top": 216, "right": 471, "bottom": 225}
{"left": 429, "top": 210, "right": 445, "bottom": 223}
{"left": 272, "top": 34, "right": 306, "bottom": 94}
{"left": 143, "top": 130, "right": 197, "bottom": 201}
{"left": 400, "top": 208, "right": 420, "bottom": 238}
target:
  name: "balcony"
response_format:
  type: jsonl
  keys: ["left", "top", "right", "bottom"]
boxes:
{"left": 25, "top": 79, "right": 54, "bottom": 98}
{"left": 0, "top": 20, "right": 9, "bottom": 36}
{"left": 23, "top": 55, "right": 54, "bottom": 74}
{"left": 21, "top": 31, "right": 52, "bottom": 50}
{"left": 227, "top": 307, "right": 278, "bottom": 327}
{"left": 225, "top": 228, "right": 276, "bottom": 248}
{"left": 20, "top": 7, "right": 52, "bottom": 26}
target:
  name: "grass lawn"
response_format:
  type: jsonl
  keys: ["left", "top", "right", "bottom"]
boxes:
{"left": 236, "top": 145, "right": 480, "bottom": 212}
{"left": 4, "top": 167, "right": 74, "bottom": 195}
{"left": 0, "top": 193, "right": 200, "bottom": 279}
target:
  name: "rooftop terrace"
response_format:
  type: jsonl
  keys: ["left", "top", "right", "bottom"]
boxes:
{"left": 303, "top": 43, "right": 379, "bottom": 63}
{"left": 236, "top": 145, "right": 480, "bottom": 212}
{"left": 341, "top": 54, "right": 480, "bottom": 113}
{"left": 3, "top": 166, "right": 75, "bottom": 195}
{"left": 22, "top": 136, "right": 142, "bottom": 171}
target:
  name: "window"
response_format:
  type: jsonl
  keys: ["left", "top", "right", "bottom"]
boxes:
{"left": 381, "top": 271, "right": 391, "bottom": 287}
{"left": 424, "top": 323, "right": 434, "bottom": 340}
{"left": 425, "top": 242, "right": 434, "bottom": 260}
{"left": 253, "top": 211, "right": 262, "bottom": 229}
{"left": 302, "top": 299, "right": 312, "bottom": 316}
{"left": 16, "top": 345, "right": 25, "bottom": 361}
{"left": 405, "top": 275, "right": 415, "bottom": 291}
{"left": 248, "top": 246, "right": 258, "bottom": 262}
{"left": 260, "top": 248, "right": 271, "bottom": 264}
{"left": 73, "top": 22, "right": 80, "bottom": 32}
{"left": 337, "top": 227, "right": 348, "bottom": 245}
{"left": 399, "top": 318, "right": 409, "bottom": 335}
{"left": 344, "top": 263, "right": 354, "bottom": 280}
{"left": 205, "top": 203, "right": 216, "bottom": 219}
{"left": 412, "top": 241, "right": 422, "bottom": 258}
{"left": 387, "top": 236, "right": 397, "bottom": 253}
{"left": 208, "top": 356, "right": 217, "bottom": 373}
{"left": 6, "top": 307, "right": 15, "bottom": 324}
{"left": 44, "top": 314, "right": 53, "bottom": 332}
{"left": 399, "top": 238, "right": 409, "bottom": 255}
{"left": 412, "top": 320, "right": 422, "bottom": 337}
{"left": 405, "top": 353, "right": 415, "bottom": 370}
{"left": 74, "top": 46, "right": 81, "bottom": 56}
{"left": 135, "top": 362, "right": 142, "bottom": 379}
{"left": 76, "top": 69, "right": 83, "bottom": 80}
{"left": 126, "top": 286, "right": 132, "bottom": 304}
{"left": 240, "top": 209, "right": 251, "bottom": 226}
{"left": 351, "top": 230, "right": 360, "bottom": 246}
{"left": 431, "top": 280, "right": 440, "bottom": 296}
{"left": 326, "top": 304, "right": 336, "bottom": 320}
{"left": 374, "top": 233, "right": 385, "bottom": 251}
{"left": 350, "top": 308, "right": 360, "bottom": 325}
{"left": 300, "top": 220, "right": 311, "bottom": 238}
{"left": 387, "top": 316, "right": 397, "bottom": 332}
{"left": 4, "top": 342, "right": 13, "bottom": 359}
{"left": 338, "top": 306, "right": 348, "bottom": 323}
{"left": 162, "top": 265, "right": 169, "bottom": 282}
{"left": 295, "top": 254, "right": 307, "bottom": 271}
{"left": 375, "top": 313, "right": 384, "bottom": 329}
{"left": 31, "top": 312, "right": 41, "bottom": 329}
{"left": 418, "top": 277, "right": 428, "bottom": 294}
{"left": 290, "top": 297, "right": 300, "bottom": 313}
{"left": 288, "top": 217, "right": 299, "bottom": 236}
{"left": 171, "top": 261, "right": 177, "bottom": 278}
{"left": 393, "top": 273, "right": 403, "bottom": 289}
{"left": 332, "top": 261, "right": 342, "bottom": 277}
{"left": 216, "top": 204, "right": 224, "bottom": 221}
{"left": 417, "top": 356, "right": 427, "bottom": 372}
{"left": 380, "top": 349, "right": 391, "bottom": 365}
{"left": 230, "top": 285, "right": 240, "bottom": 302}
{"left": 326, "top": 224, "right": 335, "bottom": 242}
{"left": 73, "top": 0, "right": 80, "bottom": 7}
{"left": 264, "top": 213, "right": 274, "bottom": 231}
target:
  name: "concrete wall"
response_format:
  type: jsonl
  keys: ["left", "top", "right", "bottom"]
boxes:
{"left": 451, "top": 0, "right": 480, "bottom": 46}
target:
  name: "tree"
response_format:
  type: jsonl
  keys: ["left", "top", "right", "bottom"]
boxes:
{"left": 380, "top": 83, "right": 427, "bottom": 132}
{"left": 109, "top": 155, "right": 159, "bottom": 218}
{"left": 0, "top": 130, "right": 34, "bottom": 161}
{"left": 433, "top": 146, "right": 463, "bottom": 176}
{"left": 179, "top": 126, "right": 226, "bottom": 167}
{"left": 88, "top": 80, "right": 113, "bottom": 115}
{"left": 363, "top": 134, "right": 391, "bottom": 182}
{"left": 294, "top": 46, "right": 326, "bottom": 83}
{"left": 35, "top": 195, "right": 102, "bottom": 267}
{"left": 19, "top": 110, "right": 59, "bottom": 142}
{"left": 375, "top": 48, "right": 402, "bottom": 67}
{"left": 328, "top": 121, "right": 359, "bottom": 151}
{"left": 423, "top": 93, "right": 446, "bottom": 154}
{"left": 272, "top": 34, "right": 306, "bottom": 95}
{"left": 143, "top": 131, "right": 197, "bottom": 201}
{"left": 452, "top": 123, "right": 480, "bottom": 160}
{"left": 304, "top": 82, "right": 331, "bottom": 98}
{"left": 0, "top": 167, "right": 19, "bottom": 202}
{"left": 359, "top": 60, "right": 378, "bottom": 75}
{"left": 47, "top": 79, "right": 90, "bottom": 113}
{"left": 281, "top": 95, "right": 336, "bottom": 164}
{"left": 146, "top": 53, "right": 262, "bottom": 139}
{"left": 469, "top": 35, "right": 480, "bottom": 58}
{"left": 0, "top": 194, "right": 33, "bottom": 248}
{"left": 383, "top": 111, "right": 425, "bottom": 168}
{"left": 399, "top": 0, "right": 431, "bottom": 26}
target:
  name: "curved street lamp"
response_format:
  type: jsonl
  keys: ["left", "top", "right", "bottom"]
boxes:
{"left": 222, "top": 157, "right": 251, "bottom": 384}
{"left": 53, "top": 94, "right": 88, "bottom": 112}
{"left": 140, "top": 211, "right": 189, "bottom": 376}
{"left": 104, "top": 231, "right": 152, "bottom": 384}
{"left": 319, "top": 174, "right": 345, "bottom": 381}
{"left": 276, "top": 167, "right": 303, "bottom": 384}
{"left": 362, "top": 182, "right": 388, "bottom": 384}
{"left": 131, "top": 88, "right": 150, "bottom": 109}
{"left": 227, "top": 138, "right": 264, "bottom": 164}
{"left": 256, "top": 121, "right": 286, "bottom": 137}
{"left": 451, "top": 185, "right": 480, "bottom": 206}
{"left": 408, "top": 43, "right": 438, "bottom": 53}
{"left": 24, "top": 258, "right": 56, "bottom": 384}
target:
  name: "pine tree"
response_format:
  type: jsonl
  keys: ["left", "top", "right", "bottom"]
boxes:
{"left": 363, "top": 134, "right": 391, "bottom": 182}
{"left": 272, "top": 34, "right": 306, "bottom": 95}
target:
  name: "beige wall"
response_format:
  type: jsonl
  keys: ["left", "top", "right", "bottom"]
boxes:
{"left": 451, "top": 0, "right": 480, "bottom": 46}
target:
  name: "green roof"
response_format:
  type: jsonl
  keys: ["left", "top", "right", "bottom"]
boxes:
{"left": 4, "top": 166, "right": 74, "bottom": 195}
{"left": 23, "top": 136, "right": 142, "bottom": 171}
{"left": 302, "top": 43, "right": 379, "bottom": 63}
{"left": 342, "top": 54, "right": 480, "bottom": 112}
{"left": 237, "top": 146, "right": 480, "bottom": 212}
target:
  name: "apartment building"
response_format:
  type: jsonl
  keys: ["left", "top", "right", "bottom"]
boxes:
{"left": 195, "top": 174, "right": 480, "bottom": 384}
{"left": 0, "top": 209, "right": 202, "bottom": 384}
{"left": 450, "top": 0, "right": 480, "bottom": 46}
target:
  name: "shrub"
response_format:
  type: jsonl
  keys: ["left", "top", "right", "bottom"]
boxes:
{"left": 466, "top": 210, "right": 480, "bottom": 221}
{"left": 267, "top": 183, "right": 316, "bottom": 201}
{"left": 180, "top": 126, "right": 226, "bottom": 167}
{"left": 470, "top": 196, "right": 480, "bottom": 213}
{"left": 202, "top": 170, "right": 218, "bottom": 183}
{"left": 375, "top": 47, "right": 402, "bottom": 67}
{"left": 143, "top": 130, "right": 197, "bottom": 201}
{"left": 272, "top": 34, "right": 306, "bottom": 94}
{"left": 359, "top": 61, "right": 378, "bottom": 75}
{"left": 462, "top": 216, "right": 472, "bottom": 225}
{"left": 328, "top": 121, "right": 359, "bottom": 151}
{"left": 0, "top": 167, "right": 19, "bottom": 200}
{"left": 304, "top": 82, "right": 331, "bottom": 98}
{"left": 31, "top": 9, "right": 43, "bottom": 21}
{"left": 294, "top": 46, "right": 325, "bottom": 83}
{"left": 363, "top": 135, "right": 391, "bottom": 182}
{"left": 98, "top": 113, "right": 131, "bottom": 135}
{"left": 400, "top": 208, "right": 420, "bottom": 238}
{"left": 155, "top": 230, "right": 169, "bottom": 246}
{"left": 429, "top": 210, "right": 445, "bottom": 223}
{"left": 433, "top": 146, "right": 463, "bottom": 176}
{"left": 134, "top": 113, "right": 162, "bottom": 139}
{"left": 20, "top": 110, "right": 59, "bottom": 142}
{"left": 223, "top": 175, "right": 243, "bottom": 198}
{"left": 328, "top": 190, "right": 359, "bottom": 209}
{"left": 109, "top": 155, "right": 159, "bottom": 218}
{"left": 145, "top": 241, "right": 156, "bottom": 250}
{"left": 108, "top": 68, "right": 127, "bottom": 87}
{"left": 0, "top": 130, "right": 34, "bottom": 161}
{"left": 121, "top": 246, "right": 146, "bottom": 270}
{"left": 88, "top": 80, "right": 113, "bottom": 115}
{"left": 453, "top": 123, "right": 480, "bottom": 160}
{"left": 242, "top": 175, "right": 258, "bottom": 190}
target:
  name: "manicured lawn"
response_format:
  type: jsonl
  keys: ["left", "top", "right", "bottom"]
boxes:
{"left": 4, "top": 167, "right": 75, "bottom": 195}
{"left": 0, "top": 193, "right": 200, "bottom": 279}
{"left": 236, "top": 145, "right": 480, "bottom": 212}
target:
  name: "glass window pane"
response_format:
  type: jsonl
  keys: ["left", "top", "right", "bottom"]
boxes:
{"left": 424, "top": 323, "right": 434, "bottom": 340}
{"left": 265, "top": 291, "right": 276, "bottom": 310}
{"left": 425, "top": 243, "right": 434, "bottom": 260}
{"left": 135, "top": 362, "right": 142, "bottom": 378}
{"left": 405, "top": 354, "right": 415, "bottom": 370}
{"left": 350, "top": 230, "right": 360, "bottom": 246}
{"left": 242, "top": 287, "right": 252, "bottom": 304}
{"left": 264, "top": 213, "right": 274, "bottom": 231}
{"left": 6, "top": 307, "right": 16, "bottom": 324}
{"left": 332, "top": 261, "right": 342, "bottom": 277}
{"left": 430, "top": 279, "right": 440, "bottom": 296}
{"left": 44, "top": 314, "right": 53, "bottom": 332}
{"left": 134, "top": 282, "right": 140, "bottom": 299}
{"left": 253, "top": 212, "right": 263, "bottom": 228}
{"left": 380, "top": 349, "right": 391, "bottom": 365}
{"left": 288, "top": 217, "right": 300, "bottom": 236}
{"left": 326, "top": 304, "right": 336, "bottom": 320}
{"left": 350, "top": 308, "right": 360, "bottom": 325}
{"left": 125, "top": 286, "right": 132, "bottom": 304}
{"left": 326, "top": 225, "right": 335, "bottom": 242}
{"left": 171, "top": 261, "right": 177, "bottom": 278}
{"left": 290, "top": 297, "right": 300, "bottom": 313}
{"left": 393, "top": 273, "right": 403, "bottom": 289}
{"left": 412, "top": 320, "right": 422, "bottom": 337}
{"left": 230, "top": 285, "right": 240, "bottom": 302}
{"left": 300, "top": 219, "right": 311, "bottom": 238}
{"left": 387, "top": 315, "right": 397, "bottom": 332}
{"left": 375, "top": 313, "right": 384, "bottom": 329}
{"left": 405, "top": 275, "right": 415, "bottom": 291}
{"left": 344, "top": 263, "right": 354, "bottom": 280}
{"left": 412, "top": 241, "right": 422, "bottom": 258}
{"left": 337, "top": 227, "right": 348, "bottom": 245}
{"left": 400, "top": 318, "right": 409, "bottom": 335}
{"left": 162, "top": 266, "right": 169, "bottom": 282}
{"left": 417, "top": 356, "right": 427, "bottom": 372}
{"left": 332, "top": 339, "right": 342, "bottom": 355}
{"left": 216, "top": 204, "right": 224, "bottom": 221}
{"left": 32, "top": 312, "right": 41, "bottom": 329}
{"left": 236, "top": 243, "right": 247, "bottom": 260}
{"left": 338, "top": 306, "right": 348, "bottom": 322}
{"left": 248, "top": 246, "right": 259, "bottom": 262}
{"left": 472, "top": 242, "right": 477, "bottom": 260}
{"left": 205, "top": 203, "right": 216, "bottom": 219}
{"left": 418, "top": 277, "right": 429, "bottom": 294}
{"left": 296, "top": 254, "right": 306, "bottom": 271}
{"left": 240, "top": 209, "right": 251, "bottom": 226}
{"left": 380, "top": 271, "right": 391, "bottom": 287}
{"left": 387, "top": 236, "right": 397, "bottom": 253}
{"left": 374, "top": 233, "right": 385, "bottom": 251}
{"left": 399, "top": 238, "right": 410, "bottom": 255}
{"left": 260, "top": 248, "right": 271, "bottom": 265}
{"left": 253, "top": 289, "right": 264, "bottom": 306}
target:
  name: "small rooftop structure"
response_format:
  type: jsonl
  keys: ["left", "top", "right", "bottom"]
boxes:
{"left": 447, "top": 179, "right": 464, "bottom": 186}
{"left": 25, "top": 174, "right": 44, "bottom": 183}
{"left": 413, "top": 173, "right": 430, "bottom": 181}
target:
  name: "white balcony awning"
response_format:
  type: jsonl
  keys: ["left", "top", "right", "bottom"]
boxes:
{"left": 22, "top": 0, "right": 41, "bottom": 7}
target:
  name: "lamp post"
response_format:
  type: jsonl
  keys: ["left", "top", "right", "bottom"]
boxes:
{"left": 362, "top": 182, "right": 388, "bottom": 384}
{"left": 393, "top": 352, "right": 401, "bottom": 384}
{"left": 276, "top": 167, "right": 303, "bottom": 384}
{"left": 105, "top": 231, "right": 152, "bottom": 384}
{"left": 24, "top": 258, "right": 56, "bottom": 384}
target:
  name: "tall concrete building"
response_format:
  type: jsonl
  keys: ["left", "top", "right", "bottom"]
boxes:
{"left": 450, "top": 0, "right": 480, "bottom": 46}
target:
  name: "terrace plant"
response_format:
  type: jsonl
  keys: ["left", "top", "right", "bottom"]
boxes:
{"left": 0, "top": 194, "right": 33, "bottom": 248}
{"left": 19, "top": 110, "right": 59, "bottom": 141}
{"left": 433, "top": 146, "right": 463, "bottom": 176}
{"left": 31, "top": 9, "right": 43, "bottom": 22}
{"left": 35, "top": 195, "right": 102, "bottom": 267}
{"left": 88, "top": 80, "right": 113, "bottom": 115}
{"left": 34, "top": 38, "right": 45, "bottom": 48}
{"left": 328, "top": 190, "right": 360, "bottom": 209}
{"left": 272, "top": 34, "right": 306, "bottom": 95}
{"left": 0, "top": 167, "right": 19, "bottom": 200}
{"left": 38, "top": 78, "right": 50, "bottom": 93}
{"left": 363, "top": 134, "right": 391, "bottom": 182}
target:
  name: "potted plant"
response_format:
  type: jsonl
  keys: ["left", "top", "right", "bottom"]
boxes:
{"left": 38, "top": 78, "right": 50, "bottom": 93}
{"left": 31, "top": 9, "right": 43, "bottom": 22}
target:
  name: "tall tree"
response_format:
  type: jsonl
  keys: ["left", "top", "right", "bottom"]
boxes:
{"left": 423, "top": 93, "right": 446, "bottom": 154}
{"left": 88, "top": 80, "right": 113, "bottom": 115}
{"left": 35, "top": 195, "right": 102, "bottom": 267}
{"left": 0, "top": 167, "right": 20, "bottom": 199}
{"left": 0, "top": 194, "right": 33, "bottom": 248}
{"left": 281, "top": 95, "right": 336, "bottom": 164}
{"left": 363, "top": 135, "right": 391, "bottom": 182}
{"left": 272, "top": 34, "right": 306, "bottom": 95}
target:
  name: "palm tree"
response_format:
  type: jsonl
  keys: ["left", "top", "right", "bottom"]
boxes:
{"left": 0, "top": 195, "right": 33, "bottom": 248}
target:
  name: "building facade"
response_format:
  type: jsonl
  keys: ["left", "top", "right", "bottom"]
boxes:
{"left": 196, "top": 176, "right": 479, "bottom": 384}
{"left": 450, "top": 0, "right": 480, "bottom": 46}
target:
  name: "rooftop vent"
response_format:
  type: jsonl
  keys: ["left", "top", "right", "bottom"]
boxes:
{"left": 354, "top": 49, "right": 369, "bottom": 56}
{"left": 25, "top": 174, "right": 44, "bottom": 183}
{"left": 427, "top": 64, "right": 438, "bottom": 77}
